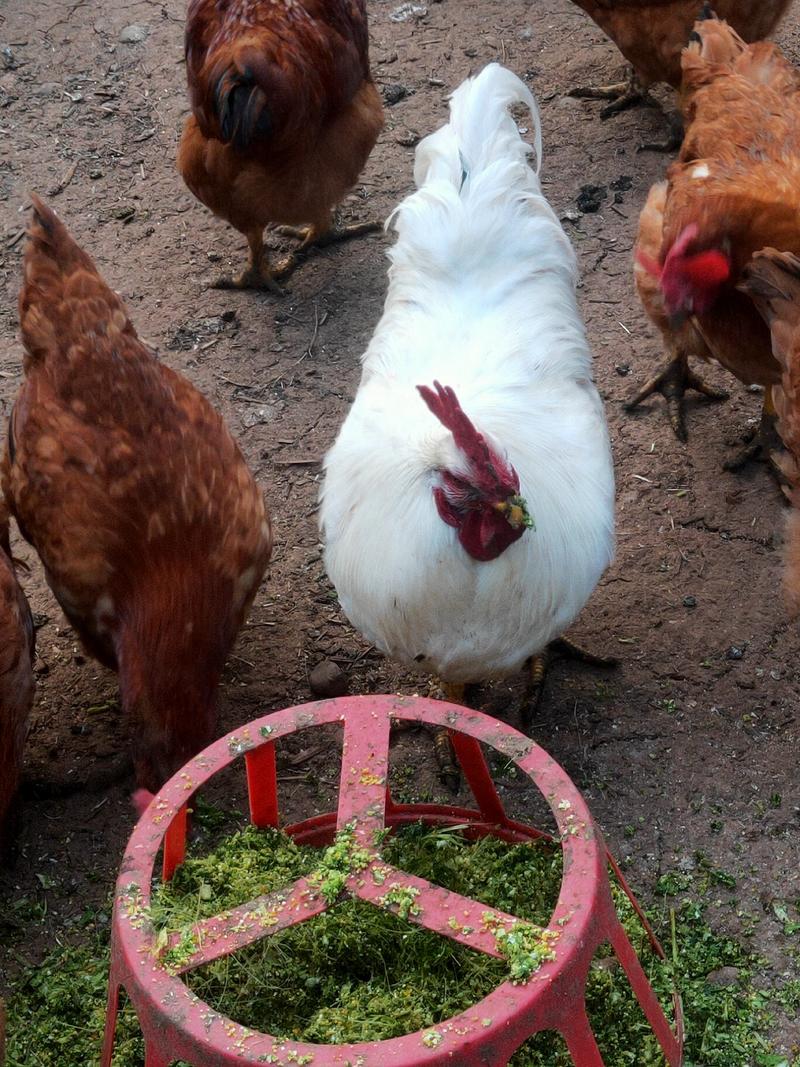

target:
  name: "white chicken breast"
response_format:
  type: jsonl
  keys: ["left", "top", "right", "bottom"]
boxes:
{"left": 320, "top": 64, "right": 615, "bottom": 684}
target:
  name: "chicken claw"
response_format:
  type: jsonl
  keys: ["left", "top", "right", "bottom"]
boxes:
{"left": 269, "top": 220, "right": 382, "bottom": 282}
{"left": 211, "top": 230, "right": 285, "bottom": 294}
{"left": 568, "top": 69, "right": 649, "bottom": 119}
{"left": 211, "top": 265, "right": 285, "bottom": 294}
{"left": 275, "top": 219, "right": 382, "bottom": 249}
{"left": 625, "top": 352, "right": 728, "bottom": 442}
{"left": 428, "top": 680, "right": 464, "bottom": 793}
{"left": 637, "top": 110, "right": 685, "bottom": 154}
{"left": 723, "top": 389, "right": 788, "bottom": 485}
{"left": 522, "top": 637, "right": 618, "bottom": 733}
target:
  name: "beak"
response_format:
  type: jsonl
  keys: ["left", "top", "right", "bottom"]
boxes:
{"left": 493, "top": 495, "right": 534, "bottom": 531}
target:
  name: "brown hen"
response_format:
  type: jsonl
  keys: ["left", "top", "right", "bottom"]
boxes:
{"left": 570, "top": 0, "right": 791, "bottom": 126}
{"left": 0, "top": 502, "right": 34, "bottom": 848}
{"left": 178, "top": 0, "right": 384, "bottom": 291}
{"left": 1, "top": 197, "right": 272, "bottom": 794}
{"left": 740, "top": 250, "right": 800, "bottom": 611}
{"left": 629, "top": 14, "right": 800, "bottom": 464}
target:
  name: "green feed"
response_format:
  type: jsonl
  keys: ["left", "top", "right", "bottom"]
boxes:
{"left": 4, "top": 821, "right": 794, "bottom": 1065}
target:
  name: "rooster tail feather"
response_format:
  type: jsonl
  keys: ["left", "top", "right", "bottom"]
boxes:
{"left": 412, "top": 63, "right": 541, "bottom": 192}
{"left": 209, "top": 55, "right": 273, "bottom": 151}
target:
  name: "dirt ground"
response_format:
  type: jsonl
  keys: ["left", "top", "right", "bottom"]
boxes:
{"left": 0, "top": 0, "right": 799, "bottom": 1058}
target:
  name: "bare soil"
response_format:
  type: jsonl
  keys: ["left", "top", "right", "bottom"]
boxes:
{"left": 0, "top": 0, "right": 798, "bottom": 1058}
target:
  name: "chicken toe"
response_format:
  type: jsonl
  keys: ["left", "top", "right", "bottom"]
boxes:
{"left": 428, "top": 680, "right": 464, "bottom": 793}
{"left": 522, "top": 637, "right": 617, "bottom": 733}
{"left": 568, "top": 69, "right": 650, "bottom": 119}
{"left": 723, "top": 390, "right": 788, "bottom": 486}
{"left": 211, "top": 231, "right": 285, "bottom": 294}
{"left": 625, "top": 352, "right": 728, "bottom": 442}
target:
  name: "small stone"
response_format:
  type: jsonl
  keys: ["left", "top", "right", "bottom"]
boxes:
{"left": 389, "top": 3, "right": 428, "bottom": 22}
{"left": 309, "top": 660, "right": 349, "bottom": 698}
{"left": 89, "top": 169, "right": 103, "bottom": 180}
{"left": 119, "top": 24, "right": 148, "bottom": 44}
{"left": 706, "top": 966, "right": 739, "bottom": 988}
{"left": 726, "top": 645, "right": 745, "bottom": 660}
{"left": 241, "top": 405, "right": 277, "bottom": 429}
{"left": 206, "top": 250, "right": 222, "bottom": 263}
{"left": 395, "top": 128, "right": 419, "bottom": 147}
{"left": 615, "top": 363, "right": 630, "bottom": 377}
{"left": 383, "top": 83, "right": 409, "bottom": 105}
{"left": 682, "top": 595, "right": 697, "bottom": 608}
{"left": 518, "top": 27, "right": 533, "bottom": 41}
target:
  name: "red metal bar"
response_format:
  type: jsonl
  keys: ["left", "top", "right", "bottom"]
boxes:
{"left": 245, "top": 740, "right": 278, "bottom": 828}
{"left": 161, "top": 803, "right": 188, "bottom": 882}
{"left": 608, "top": 918, "right": 683, "bottom": 1066}
{"left": 561, "top": 1009, "right": 606, "bottom": 1067}
{"left": 336, "top": 702, "right": 391, "bottom": 839}
{"left": 170, "top": 876, "right": 327, "bottom": 975}
{"left": 354, "top": 861, "right": 545, "bottom": 959}
{"left": 449, "top": 731, "right": 508, "bottom": 825}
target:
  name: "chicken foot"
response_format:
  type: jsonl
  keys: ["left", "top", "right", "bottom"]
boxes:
{"left": 568, "top": 68, "right": 651, "bottom": 119}
{"left": 211, "top": 229, "right": 285, "bottom": 294}
{"left": 271, "top": 218, "right": 382, "bottom": 279}
{"left": 522, "top": 637, "right": 618, "bottom": 733}
{"left": 427, "top": 681, "right": 464, "bottom": 794}
{"left": 723, "top": 388, "right": 788, "bottom": 485}
{"left": 625, "top": 349, "right": 728, "bottom": 442}
{"left": 637, "top": 109, "right": 685, "bottom": 155}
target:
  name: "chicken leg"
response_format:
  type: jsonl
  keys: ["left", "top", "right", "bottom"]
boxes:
{"left": 211, "top": 229, "right": 285, "bottom": 294}
{"left": 625, "top": 348, "right": 728, "bottom": 442}
{"left": 568, "top": 68, "right": 649, "bottom": 119}
{"left": 723, "top": 388, "right": 788, "bottom": 484}
{"left": 429, "top": 681, "right": 463, "bottom": 794}
{"left": 273, "top": 216, "right": 382, "bottom": 280}
{"left": 522, "top": 637, "right": 618, "bottom": 733}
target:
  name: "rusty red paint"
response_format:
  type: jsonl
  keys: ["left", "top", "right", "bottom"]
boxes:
{"left": 101, "top": 694, "right": 683, "bottom": 1066}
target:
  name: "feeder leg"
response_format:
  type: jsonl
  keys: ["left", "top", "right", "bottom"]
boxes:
{"left": 144, "top": 1037, "right": 172, "bottom": 1067}
{"left": 561, "top": 1009, "right": 605, "bottom": 1067}
{"left": 162, "top": 803, "right": 188, "bottom": 882}
{"left": 99, "top": 979, "right": 121, "bottom": 1067}
{"left": 246, "top": 741, "right": 279, "bottom": 828}
{"left": 609, "top": 922, "right": 682, "bottom": 1065}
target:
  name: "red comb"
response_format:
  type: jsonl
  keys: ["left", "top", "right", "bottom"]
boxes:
{"left": 416, "top": 381, "right": 495, "bottom": 475}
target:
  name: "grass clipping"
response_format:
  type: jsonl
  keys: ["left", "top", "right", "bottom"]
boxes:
{"left": 5, "top": 821, "right": 794, "bottom": 1065}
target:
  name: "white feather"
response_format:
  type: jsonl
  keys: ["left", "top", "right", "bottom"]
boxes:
{"left": 320, "top": 64, "right": 615, "bottom": 683}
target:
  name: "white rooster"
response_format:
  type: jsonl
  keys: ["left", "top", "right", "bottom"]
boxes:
{"left": 320, "top": 64, "right": 615, "bottom": 741}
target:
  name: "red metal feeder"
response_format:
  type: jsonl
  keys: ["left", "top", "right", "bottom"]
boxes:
{"left": 101, "top": 695, "right": 683, "bottom": 1066}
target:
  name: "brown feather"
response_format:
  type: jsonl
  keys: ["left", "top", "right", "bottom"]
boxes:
{"left": 177, "top": 0, "right": 383, "bottom": 242}
{"left": 570, "top": 0, "right": 790, "bottom": 89}
{"left": 636, "top": 16, "right": 800, "bottom": 392}
{"left": 740, "top": 249, "right": 800, "bottom": 614}
{"left": 0, "top": 537, "right": 34, "bottom": 848}
{"left": 1, "top": 198, "right": 272, "bottom": 791}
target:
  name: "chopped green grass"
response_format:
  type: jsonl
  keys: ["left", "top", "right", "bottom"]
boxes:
{"left": 5, "top": 822, "right": 797, "bottom": 1066}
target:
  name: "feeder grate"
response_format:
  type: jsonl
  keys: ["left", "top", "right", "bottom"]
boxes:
{"left": 101, "top": 695, "right": 683, "bottom": 1066}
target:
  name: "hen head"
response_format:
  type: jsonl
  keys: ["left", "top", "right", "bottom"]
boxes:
{"left": 638, "top": 223, "right": 731, "bottom": 323}
{"left": 417, "top": 381, "right": 534, "bottom": 563}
